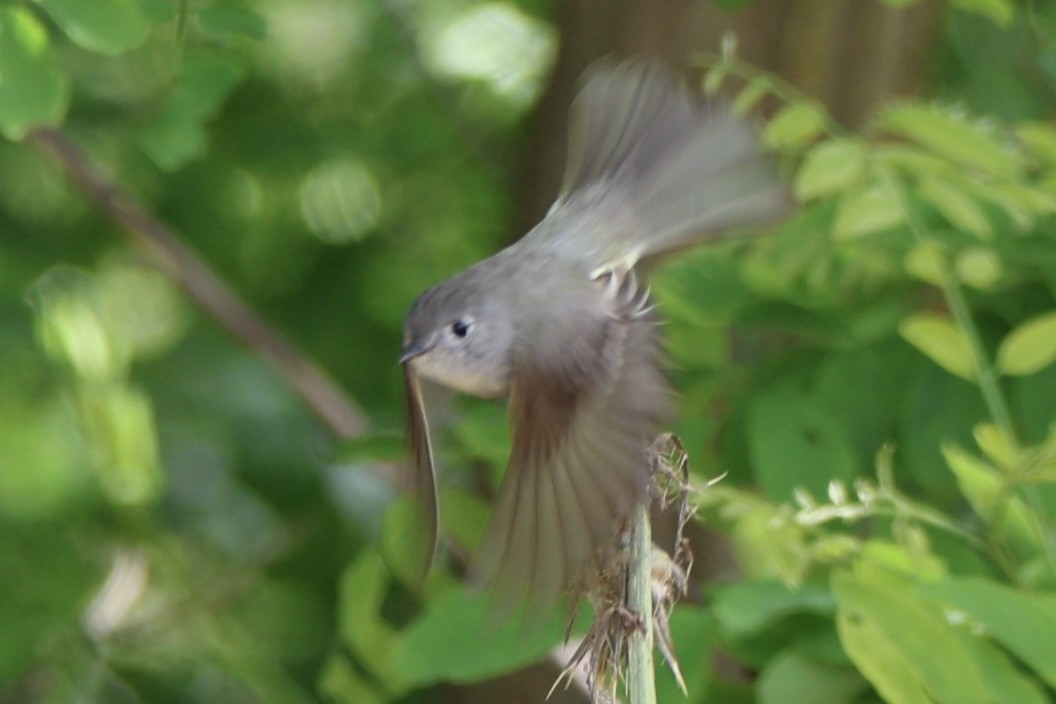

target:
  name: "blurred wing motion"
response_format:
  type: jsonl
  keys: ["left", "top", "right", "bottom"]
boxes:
{"left": 403, "top": 364, "right": 439, "bottom": 582}
{"left": 553, "top": 56, "right": 793, "bottom": 265}
{"left": 472, "top": 269, "right": 674, "bottom": 617}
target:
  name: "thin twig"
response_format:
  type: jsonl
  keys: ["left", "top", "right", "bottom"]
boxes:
{"left": 28, "top": 127, "right": 369, "bottom": 440}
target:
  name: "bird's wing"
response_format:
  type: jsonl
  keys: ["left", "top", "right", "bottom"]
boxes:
{"left": 403, "top": 364, "right": 439, "bottom": 583}
{"left": 471, "top": 269, "right": 674, "bottom": 617}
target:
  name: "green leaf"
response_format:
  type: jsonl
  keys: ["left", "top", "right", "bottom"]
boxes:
{"left": 1017, "top": 122, "right": 1056, "bottom": 167}
{"left": 981, "top": 183, "right": 1056, "bottom": 228}
{"left": 452, "top": 402, "right": 508, "bottom": 468}
{"left": 437, "top": 487, "right": 489, "bottom": 553}
{"left": 954, "top": 247, "right": 1001, "bottom": 290}
{"left": 703, "top": 63, "right": 730, "bottom": 96}
{"left": 732, "top": 77, "right": 769, "bottom": 116}
{"left": 335, "top": 433, "right": 406, "bottom": 464}
{"left": 198, "top": 5, "right": 267, "bottom": 40}
{"left": 834, "top": 570, "right": 987, "bottom": 704}
{"left": 917, "top": 177, "right": 992, "bottom": 238}
{"left": 903, "top": 241, "right": 947, "bottom": 286}
{"left": 36, "top": 0, "right": 150, "bottom": 54}
{"left": 997, "top": 311, "right": 1056, "bottom": 376}
{"left": 748, "top": 388, "right": 858, "bottom": 500}
{"left": 392, "top": 586, "right": 570, "bottom": 685}
{"left": 337, "top": 553, "right": 408, "bottom": 691}
{"left": 972, "top": 422, "right": 1016, "bottom": 469}
{"left": 712, "top": 580, "right": 836, "bottom": 640}
{"left": 950, "top": 0, "right": 1014, "bottom": 26}
{"left": 898, "top": 314, "right": 975, "bottom": 381}
{"left": 758, "top": 650, "right": 867, "bottom": 704}
{"left": 833, "top": 185, "right": 904, "bottom": 239}
{"left": 318, "top": 654, "right": 386, "bottom": 704}
{"left": 657, "top": 607, "right": 718, "bottom": 700}
{"left": 881, "top": 104, "right": 1022, "bottom": 179}
{"left": 942, "top": 443, "right": 1044, "bottom": 556}
{"left": 922, "top": 577, "right": 1056, "bottom": 689}
{"left": 794, "top": 139, "right": 866, "bottom": 201}
{"left": 379, "top": 496, "right": 434, "bottom": 588}
{"left": 0, "top": 7, "right": 69, "bottom": 139}
{"left": 765, "top": 103, "right": 827, "bottom": 150}
{"left": 875, "top": 144, "right": 959, "bottom": 179}
{"left": 137, "top": 53, "right": 245, "bottom": 170}
{"left": 859, "top": 540, "right": 946, "bottom": 583}
{"left": 958, "top": 633, "right": 1049, "bottom": 704}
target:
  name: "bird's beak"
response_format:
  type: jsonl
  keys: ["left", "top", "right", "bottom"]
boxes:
{"left": 399, "top": 339, "right": 434, "bottom": 365}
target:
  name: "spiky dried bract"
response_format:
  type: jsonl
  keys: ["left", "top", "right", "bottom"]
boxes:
{"left": 551, "top": 434, "right": 699, "bottom": 703}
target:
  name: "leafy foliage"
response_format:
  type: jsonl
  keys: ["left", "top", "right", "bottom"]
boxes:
{"left": 3, "top": 0, "right": 1056, "bottom": 702}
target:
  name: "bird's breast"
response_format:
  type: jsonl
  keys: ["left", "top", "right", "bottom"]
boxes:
{"left": 409, "top": 354, "right": 511, "bottom": 400}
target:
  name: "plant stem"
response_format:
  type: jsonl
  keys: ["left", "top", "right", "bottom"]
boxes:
{"left": 627, "top": 501, "right": 656, "bottom": 704}
{"left": 877, "top": 167, "right": 1019, "bottom": 448}
{"left": 937, "top": 272, "right": 1018, "bottom": 448}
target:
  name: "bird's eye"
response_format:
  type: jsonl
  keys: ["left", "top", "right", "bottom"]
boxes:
{"left": 451, "top": 320, "right": 470, "bottom": 338}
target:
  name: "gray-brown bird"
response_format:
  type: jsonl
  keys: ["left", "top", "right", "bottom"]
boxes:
{"left": 400, "top": 57, "right": 790, "bottom": 616}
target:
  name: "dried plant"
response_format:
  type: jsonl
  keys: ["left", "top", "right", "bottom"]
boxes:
{"left": 550, "top": 434, "right": 698, "bottom": 703}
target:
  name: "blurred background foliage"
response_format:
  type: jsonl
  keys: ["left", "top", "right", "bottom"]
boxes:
{"left": 4, "top": 0, "right": 1056, "bottom": 702}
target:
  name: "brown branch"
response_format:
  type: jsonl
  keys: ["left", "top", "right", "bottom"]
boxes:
{"left": 28, "top": 127, "right": 369, "bottom": 440}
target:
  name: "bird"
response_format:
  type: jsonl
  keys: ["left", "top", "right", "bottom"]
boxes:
{"left": 400, "top": 56, "right": 791, "bottom": 617}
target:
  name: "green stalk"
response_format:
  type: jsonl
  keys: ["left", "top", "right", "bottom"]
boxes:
{"left": 627, "top": 501, "right": 656, "bottom": 704}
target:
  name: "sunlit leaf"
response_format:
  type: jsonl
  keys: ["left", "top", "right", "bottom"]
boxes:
{"left": 982, "top": 183, "right": 1056, "bottom": 227}
{"left": 858, "top": 540, "right": 946, "bottom": 583}
{"left": 833, "top": 185, "right": 904, "bottom": 239}
{"left": 795, "top": 139, "right": 866, "bottom": 201}
{"left": 84, "top": 385, "right": 164, "bottom": 506}
{"left": 764, "top": 103, "right": 827, "bottom": 150}
{"left": 954, "top": 247, "right": 1001, "bottom": 290}
{"left": 881, "top": 104, "right": 1022, "bottom": 179}
{"left": 950, "top": 0, "right": 1014, "bottom": 26}
{"left": 972, "top": 422, "right": 1016, "bottom": 469}
{"left": 898, "top": 314, "right": 975, "bottom": 381}
{"left": 0, "top": 7, "right": 69, "bottom": 139}
{"left": 703, "top": 63, "right": 730, "bottom": 95}
{"left": 903, "top": 241, "right": 947, "bottom": 286}
{"left": 875, "top": 144, "right": 958, "bottom": 179}
{"left": 36, "top": 0, "right": 150, "bottom": 54}
{"left": 917, "top": 176, "right": 992, "bottom": 238}
{"left": 997, "top": 311, "right": 1056, "bottom": 376}
{"left": 732, "top": 77, "right": 770, "bottom": 116}
{"left": 957, "top": 631, "right": 1050, "bottom": 704}
{"left": 942, "top": 443, "right": 1045, "bottom": 556}
{"left": 834, "top": 570, "right": 987, "bottom": 704}
{"left": 922, "top": 577, "right": 1056, "bottom": 689}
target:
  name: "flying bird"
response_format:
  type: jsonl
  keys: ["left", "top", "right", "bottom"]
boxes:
{"left": 400, "top": 56, "right": 790, "bottom": 616}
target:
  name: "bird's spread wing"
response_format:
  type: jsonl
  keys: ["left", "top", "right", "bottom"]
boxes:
{"left": 471, "top": 269, "right": 674, "bottom": 617}
{"left": 403, "top": 364, "right": 439, "bottom": 582}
